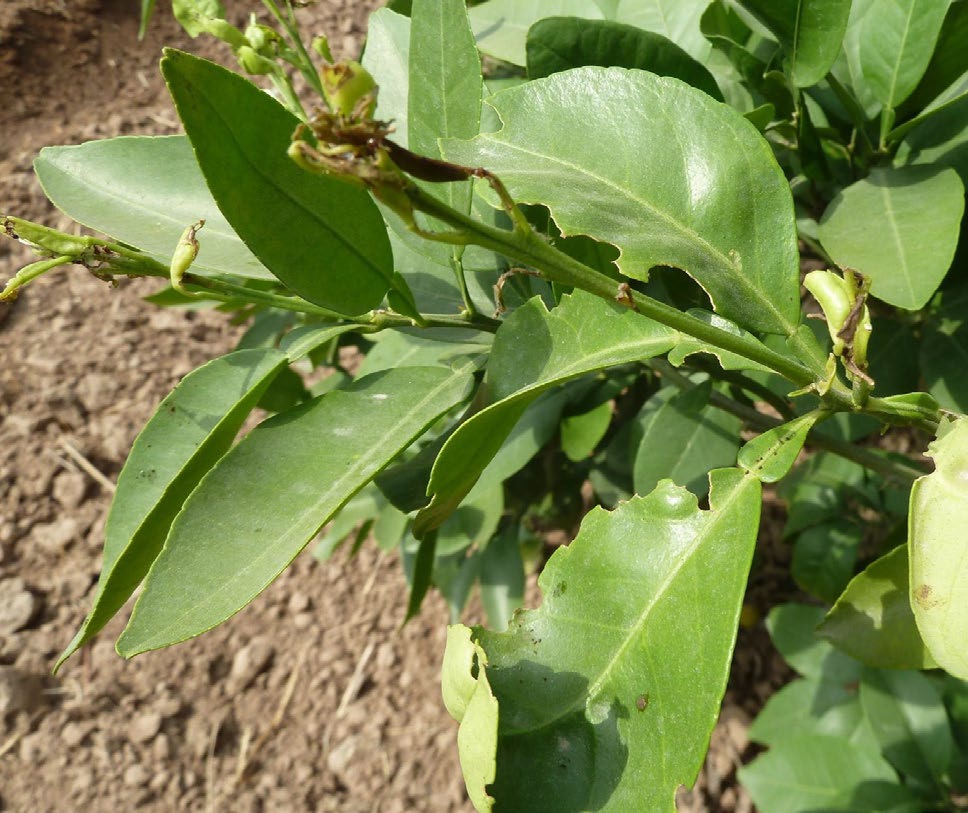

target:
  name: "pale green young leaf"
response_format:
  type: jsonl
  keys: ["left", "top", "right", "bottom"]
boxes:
{"left": 449, "top": 468, "right": 760, "bottom": 810}
{"left": 737, "top": 0, "right": 851, "bottom": 87}
{"left": 467, "top": 0, "right": 609, "bottom": 66}
{"left": 443, "top": 625, "right": 498, "bottom": 812}
{"left": 161, "top": 49, "right": 394, "bottom": 315}
{"left": 34, "top": 137, "right": 273, "bottom": 281}
{"left": 560, "top": 401, "right": 613, "bottom": 462}
{"left": 819, "top": 544, "right": 937, "bottom": 670}
{"left": 414, "top": 291, "right": 677, "bottom": 536}
{"left": 818, "top": 166, "right": 964, "bottom": 310}
{"left": 909, "top": 418, "right": 968, "bottom": 679}
{"left": 56, "top": 348, "right": 289, "bottom": 671}
{"left": 117, "top": 366, "right": 474, "bottom": 656}
{"left": 443, "top": 68, "right": 801, "bottom": 335}
{"left": 738, "top": 412, "right": 817, "bottom": 483}
{"left": 856, "top": 0, "right": 952, "bottom": 110}
{"left": 860, "top": 669, "right": 954, "bottom": 785}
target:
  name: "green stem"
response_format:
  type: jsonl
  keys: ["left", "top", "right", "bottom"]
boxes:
{"left": 654, "top": 360, "right": 926, "bottom": 484}
{"left": 688, "top": 358, "right": 797, "bottom": 421}
{"left": 408, "top": 183, "right": 819, "bottom": 388}
{"left": 450, "top": 253, "right": 479, "bottom": 318}
{"left": 181, "top": 273, "right": 501, "bottom": 331}
{"left": 0, "top": 255, "right": 73, "bottom": 300}
{"left": 262, "top": 0, "right": 324, "bottom": 100}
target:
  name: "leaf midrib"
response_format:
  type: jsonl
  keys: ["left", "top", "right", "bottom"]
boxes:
{"left": 121, "top": 370, "right": 466, "bottom": 652}
{"left": 483, "top": 129, "right": 791, "bottom": 332}
{"left": 172, "top": 58, "right": 383, "bottom": 279}
{"left": 502, "top": 472, "right": 755, "bottom": 736}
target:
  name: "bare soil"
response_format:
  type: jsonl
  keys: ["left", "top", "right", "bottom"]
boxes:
{"left": 0, "top": 4, "right": 792, "bottom": 811}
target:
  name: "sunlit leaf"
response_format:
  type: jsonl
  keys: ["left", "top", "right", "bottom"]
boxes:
{"left": 446, "top": 468, "right": 761, "bottom": 810}
{"left": 737, "top": 0, "right": 851, "bottom": 87}
{"left": 819, "top": 545, "right": 937, "bottom": 670}
{"left": 909, "top": 418, "right": 968, "bottom": 679}
{"left": 818, "top": 166, "right": 964, "bottom": 310}
{"left": 56, "top": 348, "right": 289, "bottom": 670}
{"left": 444, "top": 68, "right": 801, "bottom": 334}
{"left": 34, "top": 137, "right": 273, "bottom": 281}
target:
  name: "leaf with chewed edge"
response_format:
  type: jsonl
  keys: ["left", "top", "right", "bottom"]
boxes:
{"left": 414, "top": 291, "right": 677, "bottom": 537}
{"left": 446, "top": 468, "right": 761, "bottom": 810}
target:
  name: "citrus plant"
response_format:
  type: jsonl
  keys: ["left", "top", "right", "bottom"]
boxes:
{"left": 5, "top": 0, "right": 968, "bottom": 809}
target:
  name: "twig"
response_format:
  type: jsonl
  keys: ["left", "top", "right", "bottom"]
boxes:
{"left": 58, "top": 439, "right": 116, "bottom": 493}
{"left": 336, "top": 639, "right": 375, "bottom": 719}
{"left": 0, "top": 726, "right": 27, "bottom": 760}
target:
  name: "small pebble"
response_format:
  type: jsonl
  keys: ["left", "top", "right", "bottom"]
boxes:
{"left": 0, "top": 578, "right": 37, "bottom": 634}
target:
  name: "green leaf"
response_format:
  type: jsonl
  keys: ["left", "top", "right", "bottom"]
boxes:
{"left": 632, "top": 382, "right": 742, "bottom": 498}
{"left": 860, "top": 668, "right": 954, "bottom": 785}
{"left": 855, "top": 0, "right": 952, "bottom": 110}
{"left": 902, "top": 1, "right": 968, "bottom": 115}
{"left": 479, "top": 526, "right": 525, "bottom": 631}
{"left": 414, "top": 291, "right": 677, "bottom": 536}
{"left": 613, "top": 0, "right": 712, "bottom": 62}
{"left": 450, "top": 468, "right": 761, "bottom": 810}
{"left": 467, "top": 0, "right": 610, "bottom": 66}
{"left": 737, "top": 0, "right": 851, "bottom": 87}
{"left": 560, "top": 400, "right": 612, "bottom": 462}
{"left": 407, "top": 0, "right": 485, "bottom": 298}
{"left": 34, "top": 137, "right": 274, "bottom": 281}
{"left": 791, "top": 520, "right": 862, "bottom": 603}
{"left": 739, "top": 734, "right": 909, "bottom": 813}
{"left": 818, "top": 166, "right": 965, "bottom": 310}
{"left": 738, "top": 412, "right": 817, "bottom": 483}
{"left": 442, "top": 625, "right": 498, "bottom": 812}
{"left": 819, "top": 544, "right": 937, "bottom": 670}
{"left": 139, "top": 0, "right": 156, "bottom": 38}
{"left": 362, "top": 8, "right": 412, "bottom": 147}
{"left": 443, "top": 68, "right": 801, "bottom": 335}
{"left": 172, "top": 0, "right": 223, "bottom": 36}
{"left": 749, "top": 678, "right": 870, "bottom": 748}
{"left": 409, "top": 0, "right": 482, "bottom": 185}
{"left": 780, "top": 452, "right": 874, "bottom": 537}
{"left": 767, "top": 603, "right": 863, "bottom": 686}
{"left": 667, "top": 309, "right": 774, "bottom": 372}
{"left": 55, "top": 348, "right": 289, "bottom": 671}
{"left": 922, "top": 322, "right": 968, "bottom": 412}
{"left": 526, "top": 17, "right": 722, "bottom": 100}
{"left": 161, "top": 49, "right": 394, "bottom": 315}
{"left": 910, "top": 418, "right": 968, "bottom": 679}
{"left": 116, "top": 366, "right": 473, "bottom": 655}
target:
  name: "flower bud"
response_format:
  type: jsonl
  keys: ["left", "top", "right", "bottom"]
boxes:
{"left": 237, "top": 45, "right": 276, "bottom": 76}
{"left": 321, "top": 60, "right": 376, "bottom": 117}
{"left": 199, "top": 18, "right": 247, "bottom": 49}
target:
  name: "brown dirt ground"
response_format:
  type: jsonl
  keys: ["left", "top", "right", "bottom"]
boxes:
{"left": 0, "top": 3, "right": 793, "bottom": 811}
